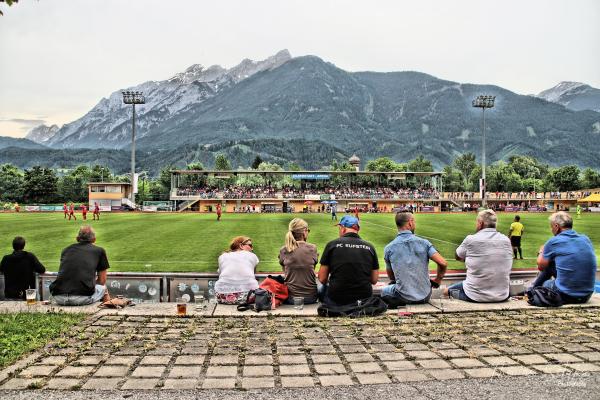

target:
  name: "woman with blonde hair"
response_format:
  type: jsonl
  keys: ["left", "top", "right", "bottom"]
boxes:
{"left": 279, "top": 218, "right": 319, "bottom": 304}
{"left": 214, "top": 236, "right": 259, "bottom": 304}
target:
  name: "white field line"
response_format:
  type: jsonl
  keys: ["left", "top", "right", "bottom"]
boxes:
{"left": 360, "top": 219, "right": 461, "bottom": 247}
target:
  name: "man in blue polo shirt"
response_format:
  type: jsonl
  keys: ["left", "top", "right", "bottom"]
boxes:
{"left": 534, "top": 211, "right": 596, "bottom": 304}
{"left": 381, "top": 212, "right": 447, "bottom": 307}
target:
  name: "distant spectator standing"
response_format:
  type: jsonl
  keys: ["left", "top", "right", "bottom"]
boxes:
{"left": 381, "top": 212, "right": 447, "bottom": 307}
{"left": 331, "top": 204, "right": 337, "bottom": 221}
{"left": 279, "top": 218, "right": 319, "bottom": 304}
{"left": 14, "top": 203, "right": 20, "bottom": 213}
{"left": 318, "top": 216, "right": 379, "bottom": 305}
{"left": 508, "top": 215, "right": 524, "bottom": 259}
{"left": 49, "top": 226, "right": 110, "bottom": 305}
{"left": 532, "top": 211, "right": 596, "bottom": 304}
{"left": 446, "top": 210, "right": 513, "bottom": 302}
{"left": 214, "top": 236, "right": 259, "bottom": 304}
{"left": 0, "top": 237, "right": 46, "bottom": 299}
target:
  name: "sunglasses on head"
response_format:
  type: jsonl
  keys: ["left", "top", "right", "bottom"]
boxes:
{"left": 242, "top": 241, "right": 253, "bottom": 248}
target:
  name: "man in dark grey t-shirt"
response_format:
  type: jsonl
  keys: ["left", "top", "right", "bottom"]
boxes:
{"left": 50, "top": 226, "right": 110, "bottom": 306}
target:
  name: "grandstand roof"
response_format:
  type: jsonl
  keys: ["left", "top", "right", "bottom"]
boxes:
{"left": 171, "top": 169, "right": 442, "bottom": 177}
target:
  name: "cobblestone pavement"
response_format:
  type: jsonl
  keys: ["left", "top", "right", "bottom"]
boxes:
{"left": 1, "top": 307, "right": 600, "bottom": 391}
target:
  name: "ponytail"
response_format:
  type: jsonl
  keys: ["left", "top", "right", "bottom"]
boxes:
{"left": 284, "top": 218, "right": 308, "bottom": 253}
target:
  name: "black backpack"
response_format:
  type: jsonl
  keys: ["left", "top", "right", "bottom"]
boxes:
{"left": 526, "top": 286, "right": 563, "bottom": 307}
{"left": 237, "top": 288, "right": 272, "bottom": 312}
{"left": 317, "top": 296, "right": 388, "bottom": 318}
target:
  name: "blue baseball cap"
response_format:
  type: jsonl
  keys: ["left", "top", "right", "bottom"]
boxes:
{"left": 337, "top": 215, "right": 360, "bottom": 228}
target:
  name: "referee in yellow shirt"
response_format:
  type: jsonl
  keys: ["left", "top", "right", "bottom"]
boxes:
{"left": 508, "top": 215, "right": 524, "bottom": 259}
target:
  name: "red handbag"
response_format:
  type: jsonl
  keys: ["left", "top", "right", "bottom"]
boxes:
{"left": 259, "top": 275, "right": 289, "bottom": 308}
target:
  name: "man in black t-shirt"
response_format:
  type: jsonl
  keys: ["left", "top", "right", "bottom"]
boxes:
{"left": 0, "top": 237, "right": 46, "bottom": 299}
{"left": 318, "top": 216, "right": 379, "bottom": 305}
{"left": 49, "top": 226, "right": 110, "bottom": 306}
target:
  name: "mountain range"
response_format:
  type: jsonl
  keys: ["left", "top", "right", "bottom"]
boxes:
{"left": 536, "top": 82, "right": 600, "bottom": 113}
{"left": 3, "top": 50, "right": 599, "bottom": 172}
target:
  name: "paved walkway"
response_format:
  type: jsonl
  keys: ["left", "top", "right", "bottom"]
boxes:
{"left": 1, "top": 300, "right": 600, "bottom": 391}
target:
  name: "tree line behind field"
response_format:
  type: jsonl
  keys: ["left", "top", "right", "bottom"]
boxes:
{"left": 0, "top": 153, "right": 599, "bottom": 205}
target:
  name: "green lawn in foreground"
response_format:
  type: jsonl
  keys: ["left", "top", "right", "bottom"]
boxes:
{"left": 0, "top": 212, "right": 599, "bottom": 272}
{"left": 0, "top": 312, "right": 86, "bottom": 368}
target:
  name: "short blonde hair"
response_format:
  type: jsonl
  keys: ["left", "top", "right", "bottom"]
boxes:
{"left": 477, "top": 209, "right": 497, "bottom": 228}
{"left": 549, "top": 211, "right": 573, "bottom": 229}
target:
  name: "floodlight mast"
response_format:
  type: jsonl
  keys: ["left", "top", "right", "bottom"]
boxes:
{"left": 122, "top": 91, "right": 146, "bottom": 209}
{"left": 472, "top": 95, "right": 495, "bottom": 208}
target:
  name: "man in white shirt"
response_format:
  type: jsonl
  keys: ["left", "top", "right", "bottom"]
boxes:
{"left": 445, "top": 209, "right": 513, "bottom": 302}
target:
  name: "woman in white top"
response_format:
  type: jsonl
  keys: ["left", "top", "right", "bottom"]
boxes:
{"left": 215, "top": 236, "right": 259, "bottom": 304}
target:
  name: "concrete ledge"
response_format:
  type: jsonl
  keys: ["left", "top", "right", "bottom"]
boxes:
{"left": 1, "top": 294, "right": 598, "bottom": 317}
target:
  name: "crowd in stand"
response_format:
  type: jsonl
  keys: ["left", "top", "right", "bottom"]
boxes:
{"left": 176, "top": 185, "right": 439, "bottom": 199}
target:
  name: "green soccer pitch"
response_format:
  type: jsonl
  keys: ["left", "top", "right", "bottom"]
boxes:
{"left": 0, "top": 212, "right": 599, "bottom": 273}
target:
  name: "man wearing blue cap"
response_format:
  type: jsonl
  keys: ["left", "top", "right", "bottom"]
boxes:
{"left": 318, "top": 215, "right": 379, "bottom": 305}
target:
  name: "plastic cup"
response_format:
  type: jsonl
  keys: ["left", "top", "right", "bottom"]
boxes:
{"left": 293, "top": 297, "right": 304, "bottom": 310}
{"left": 195, "top": 295, "right": 206, "bottom": 310}
{"left": 176, "top": 297, "right": 187, "bottom": 316}
{"left": 449, "top": 289, "right": 460, "bottom": 300}
{"left": 26, "top": 289, "right": 37, "bottom": 305}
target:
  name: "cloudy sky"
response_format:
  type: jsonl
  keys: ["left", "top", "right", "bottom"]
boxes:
{"left": 0, "top": 0, "right": 598, "bottom": 138}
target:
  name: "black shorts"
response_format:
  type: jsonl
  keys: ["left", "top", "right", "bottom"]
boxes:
{"left": 510, "top": 236, "right": 521, "bottom": 247}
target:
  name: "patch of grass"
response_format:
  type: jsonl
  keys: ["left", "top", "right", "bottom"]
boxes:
{"left": 0, "top": 312, "right": 86, "bottom": 368}
{"left": 0, "top": 212, "right": 598, "bottom": 272}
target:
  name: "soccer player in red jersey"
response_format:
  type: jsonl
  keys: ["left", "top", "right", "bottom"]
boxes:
{"left": 216, "top": 203, "right": 222, "bottom": 221}
{"left": 93, "top": 202, "right": 100, "bottom": 220}
{"left": 81, "top": 204, "right": 88, "bottom": 220}
{"left": 68, "top": 203, "right": 77, "bottom": 220}
{"left": 354, "top": 206, "right": 360, "bottom": 220}
{"left": 63, "top": 203, "right": 68, "bottom": 219}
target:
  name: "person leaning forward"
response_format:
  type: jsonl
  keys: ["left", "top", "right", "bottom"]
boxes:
{"left": 445, "top": 209, "right": 513, "bottom": 302}
{"left": 532, "top": 211, "right": 596, "bottom": 304}
{"left": 381, "top": 212, "right": 447, "bottom": 307}
{"left": 317, "top": 216, "right": 379, "bottom": 306}
{"left": 0, "top": 236, "right": 46, "bottom": 300}
{"left": 49, "top": 226, "right": 110, "bottom": 306}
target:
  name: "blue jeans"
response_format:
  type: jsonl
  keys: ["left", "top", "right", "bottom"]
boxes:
{"left": 536, "top": 271, "right": 592, "bottom": 305}
{"left": 532, "top": 265, "right": 556, "bottom": 288}
{"left": 52, "top": 284, "right": 106, "bottom": 306}
{"left": 447, "top": 281, "right": 475, "bottom": 302}
{"left": 380, "top": 284, "right": 431, "bottom": 307}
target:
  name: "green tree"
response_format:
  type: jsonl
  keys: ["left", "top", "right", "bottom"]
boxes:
{"left": 0, "top": 164, "right": 24, "bottom": 202}
{"left": 89, "top": 165, "right": 112, "bottom": 182}
{"left": 441, "top": 166, "right": 463, "bottom": 192}
{"left": 486, "top": 162, "right": 522, "bottom": 192}
{"left": 544, "top": 165, "right": 581, "bottom": 191}
{"left": 581, "top": 168, "right": 600, "bottom": 189}
{"left": 407, "top": 155, "right": 433, "bottom": 172}
{"left": 251, "top": 156, "right": 263, "bottom": 169}
{"left": 149, "top": 164, "right": 175, "bottom": 200}
{"left": 186, "top": 162, "right": 204, "bottom": 171}
{"left": 285, "top": 162, "right": 301, "bottom": 171}
{"left": 214, "top": 154, "right": 232, "bottom": 170}
{"left": 23, "top": 166, "right": 59, "bottom": 203}
{"left": 453, "top": 153, "right": 477, "bottom": 189}
{"left": 365, "top": 157, "right": 405, "bottom": 172}
{"left": 507, "top": 155, "right": 548, "bottom": 180}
